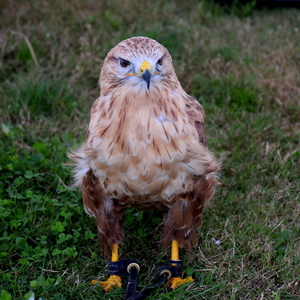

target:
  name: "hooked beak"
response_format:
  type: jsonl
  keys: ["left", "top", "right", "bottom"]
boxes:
{"left": 141, "top": 69, "right": 152, "bottom": 89}
{"left": 140, "top": 61, "right": 152, "bottom": 89}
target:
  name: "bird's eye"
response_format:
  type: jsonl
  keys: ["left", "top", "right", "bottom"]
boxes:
{"left": 157, "top": 57, "right": 163, "bottom": 66}
{"left": 120, "top": 58, "right": 131, "bottom": 68}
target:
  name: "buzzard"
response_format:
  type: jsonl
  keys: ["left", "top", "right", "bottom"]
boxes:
{"left": 69, "top": 37, "right": 219, "bottom": 291}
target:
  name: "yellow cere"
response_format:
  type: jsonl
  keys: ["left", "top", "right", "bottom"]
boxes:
{"left": 125, "top": 61, "right": 157, "bottom": 77}
{"left": 140, "top": 61, "right": 153, "bottom": 74}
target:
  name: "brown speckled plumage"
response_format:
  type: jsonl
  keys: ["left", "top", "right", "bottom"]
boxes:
{"left": 69, "top": 37, "right": 220, "bottom": 257}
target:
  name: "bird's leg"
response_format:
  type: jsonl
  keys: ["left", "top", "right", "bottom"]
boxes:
{"left": 171, "top": 240, "right": 179, "bottom": 265}
{"left": 92, "top": 244, "right": 122, "bottom": 292}
{"left": 166, "top": 240, "right": 194, "bottom": 290}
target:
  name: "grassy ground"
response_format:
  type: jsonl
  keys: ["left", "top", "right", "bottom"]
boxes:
{"left": 1, "top": 1, "right": 299, "bottom": 299}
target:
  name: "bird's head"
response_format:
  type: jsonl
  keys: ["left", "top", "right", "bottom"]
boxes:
{"left": 100, "top": 37, "right": 179, "bottom": 95}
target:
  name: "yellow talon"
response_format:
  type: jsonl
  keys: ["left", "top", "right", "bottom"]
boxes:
{"left": 92, "top": 274, "right": 122, "bottom": 292}
{"left": 167, "top": 240, "right": 195, "bottom": 290}
{"left": 91, "top": 244, "right": 122, "bottom": 292}
{"left": 167, "top": 276, "right": 194, "bottom": 290}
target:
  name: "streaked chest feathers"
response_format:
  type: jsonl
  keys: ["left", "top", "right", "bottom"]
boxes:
{"left": 81, "top": 90, "right": 214, "bottom": 205}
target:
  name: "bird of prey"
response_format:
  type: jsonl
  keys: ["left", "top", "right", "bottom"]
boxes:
{"left": 69, "top": 36, "right": 219, "bottom": 291}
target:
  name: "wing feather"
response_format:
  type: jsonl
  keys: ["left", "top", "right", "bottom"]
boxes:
{"left": 184, "top": 94, "right": 207, "bottom": 147}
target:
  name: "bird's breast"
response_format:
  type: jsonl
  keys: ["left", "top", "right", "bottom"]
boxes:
{"left": 86, "top": 105, "right": 211, "bottom": 203}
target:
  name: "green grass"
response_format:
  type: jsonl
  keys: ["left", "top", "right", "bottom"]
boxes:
{"left": 1, "top": 0, "right": 300, "bottom": 299}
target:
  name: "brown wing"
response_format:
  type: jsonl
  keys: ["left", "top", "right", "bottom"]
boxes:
{"left": 185, "top": 94, "right": 207, "bottom": 147}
